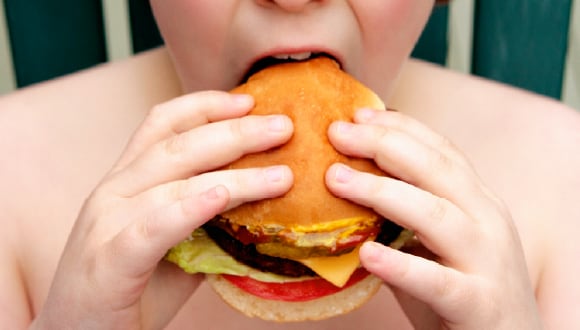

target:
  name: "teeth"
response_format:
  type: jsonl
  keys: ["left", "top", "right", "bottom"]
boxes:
{"left": 272, "top": 52, "right": 313, "bottom": 61}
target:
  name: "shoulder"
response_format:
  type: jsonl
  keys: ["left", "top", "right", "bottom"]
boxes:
{"left": 393, "top": 59, "right": 580, "bottom": 198}
{"left": 0, "top": 47, "right": 184, "bottom": 321}
{"left": 0, "top": 47, "right": 181, "bottom": 184}
{"left": 395, "top": 60, "right": 580, "bottom": 235}
{"left": 0, "top": 47, "right": 181, "bottom": 216}
{"left": 0, "top": 47, "right": 181, "bottom": 121}
{"left": 0, "top": 47, "right": 184, "bottom": 237}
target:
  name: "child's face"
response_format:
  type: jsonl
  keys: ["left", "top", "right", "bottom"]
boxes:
{"left": 150, "top": 1, "right": 435, "bottom": 97}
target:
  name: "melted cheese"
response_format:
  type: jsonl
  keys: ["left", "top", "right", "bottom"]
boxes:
{"left": 297, "top": 245, "right": 362, "bottom": 287}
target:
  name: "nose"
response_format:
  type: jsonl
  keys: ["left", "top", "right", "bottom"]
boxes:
{"left": 257, "top": 0, "right": 320, "bottom": 12}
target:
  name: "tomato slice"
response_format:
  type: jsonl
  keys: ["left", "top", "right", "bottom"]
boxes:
{"left": 222, "top": 268, "right": 370, "bottom": 302}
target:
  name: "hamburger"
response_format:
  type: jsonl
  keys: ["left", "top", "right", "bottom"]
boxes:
{"left": 166, "top": 56, "right": 412, "bottom": 322}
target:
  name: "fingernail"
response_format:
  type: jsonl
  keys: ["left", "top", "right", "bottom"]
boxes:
{"left": 265, "top": 165, "right": 286, "bottom": 182}
{"left": 361, "top": 242, "right": 383, "bottom": 263}
{"left": 231, "top": 94, "right": 253, "bottom": 107}
{"left": 203, "top": 185, "right": 224, "bottom": 200}
{"left": 268, "top": 115, "right": 288, "bottom": 132}
{"left": 334, "top": 164, "right": 354, "bottom": 183}
{"left": 356, "top": 108, "right": 377, "bottom": 122}
{"left": 336, "top": 121, "right": 354, "bottom": 134}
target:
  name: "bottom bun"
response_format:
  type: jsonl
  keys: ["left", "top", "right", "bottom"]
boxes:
{"left": 207, "top": 273, "right": 383, "bottom": 322}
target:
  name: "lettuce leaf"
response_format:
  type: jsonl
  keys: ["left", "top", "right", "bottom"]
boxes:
{"left": 165, "top": 229, "right": 303, "bottom": 283}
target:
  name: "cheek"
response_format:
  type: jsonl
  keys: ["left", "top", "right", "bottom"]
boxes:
{"left": 150, "top": 1, "right": 228, "bottom": 52}
{"left": 353, "top": 1, "right": 434, "bottom": 96}
{"left": 151, "top": 0, "right": 233, "bottom": 56}
{"left": 359, "top": 1, "right": 432, "bottom": 46}
{"left": 150, "top": 1, "right": 231, "bottom": 89}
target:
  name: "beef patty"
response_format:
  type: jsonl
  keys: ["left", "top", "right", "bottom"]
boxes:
{"left": 202, "top": 219, "right": 403, "bottom": 278}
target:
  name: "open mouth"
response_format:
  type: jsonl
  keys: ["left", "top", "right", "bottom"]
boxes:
{"left": 240, "top": 52, "right": 340, "bottom": 84}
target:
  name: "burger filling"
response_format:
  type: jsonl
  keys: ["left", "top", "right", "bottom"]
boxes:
{"left": 203, "top": 224, "right": 317, "bottom": 278}
{"left": 205, "top": 215, "right": 394, "bottom": 259}
{"left": 203, "top": 218, "right": 404, "bottom": 278}
{"left": 166, "top": 218, "right": 412, "bottom": 289}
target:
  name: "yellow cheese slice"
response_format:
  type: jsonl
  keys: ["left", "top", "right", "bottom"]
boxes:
{"left": 297, "top": 245, "right": 362, "bottom": 287}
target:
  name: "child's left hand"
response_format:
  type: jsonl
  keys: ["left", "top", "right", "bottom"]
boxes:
{"left": 325, "top": 108, "right": 543, "bottom": 329}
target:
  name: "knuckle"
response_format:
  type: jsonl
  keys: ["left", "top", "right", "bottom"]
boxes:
{"left": 489, "top": 192, "right": 511, "bottom": 217}
{"left": 374, "top": 126, "right": 392, "bottom": 147}
{"left": 81, "top": 186, "right": 118, "bottom": 221}
{"left": 369, "top": 176, "right": 394, "bottom": 204}
{"left": 432, "top": 148, "right": 454, "bottom": 173}
{"left": 434, "top": 268, "right": 453, "bottom": 298}
{"left": 178, "top": 190, "right": 199, "bottom": 220}
{"left": 393, "top": 252, "right": 411, "bottom": 280}
{"left": 375, "top": 127, "right": 396, "bottom": 158}
{"left": 435, "top": 270, "right": 472, "bottom": 309}
{"left": 196, "top": 89, "right": 229, "bottom": 104}
{"left": 147, "top": 103, "right": 165, "bottom": 120}
{"left": 229, "top": 116, "right": 246, "bottom": 139}
{"left": 234, "top": 169, "right": 257, "bottom": 194}
{"left": 134, "top": 214, "right": 153, "bottom": 244}
{"left": 146, "top": 104, "right": 173, "bottom": 132}
{"left": 162, "top": 132, "right": 189, "bottom": 156}
{"left": 228, "top": 116, "right": 264, "bottom": 149}
{"left": 375, "top": 127, "right": 415, "bottom": 166}
{"left": 167, "top": 179, "right": 187, "bottom": 202}
{"left": 161, "top": 180, "right": 195, "bottom": 218}
{"left": 436, "top": 135, "right": 456, "bottom": 152}
{"left": 434, "top": 135, "right": 475, "bottom": 171}
{"left": 390, "top": 111, "right": 413, "bottom": 128}
{"left": 428, "top": 196, "right": 449, "bottom": 224}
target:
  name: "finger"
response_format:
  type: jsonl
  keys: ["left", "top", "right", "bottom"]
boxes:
{"left": 107, "top": 114, "right": 293, "bottom": 196}
{"left": 360, "top": 241, "right": 476, "bottom": 324}
{"left": 105, "top": 185, "right": 230, "bottom": 279}
{"left": 114, "top": 91, "right": 255, "bottom": 171}
{"left": 105, "top": 165, "right": 293, "bottom": 278}
{"left": 326, "top": 163, "right": 477, "bottom": 265}
{"left": 184, "top": 165, "right": 294, "bottom": 211}
{"left": 328, "top": 120, "right": 490, "bottom": 217}
{"left": 390, "top": 288, "right": 440, "bottom": 330}
{"left": 353, "top": 108, "right": 470, "bottom": 168}
{"left": 132, "top": 165, "right": 293, "bottom": 218}
{"left": 140, "top": 260, "right": 204, "bottom": 329}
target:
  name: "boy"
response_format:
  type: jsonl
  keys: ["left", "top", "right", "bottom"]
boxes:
{"left": 1, "top": 1, "right": 578, "bottom": 328}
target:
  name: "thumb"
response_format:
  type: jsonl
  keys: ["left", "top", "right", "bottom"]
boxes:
{"left": 140, "top": 260, "right": 204, "bottom": 328}
{"left": 360, "top": 241, "right": 444, "bottom": 328}
{"left": 391, "top": 286, "right": 441, "bottom": 330}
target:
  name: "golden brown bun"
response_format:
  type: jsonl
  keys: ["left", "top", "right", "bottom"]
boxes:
{"left": 207, "top": 273, "right": 383, "bottom": 322}
{"left": 224, "top": 57, "right": 386, "bottom": 228}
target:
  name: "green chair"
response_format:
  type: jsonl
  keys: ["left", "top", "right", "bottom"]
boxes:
{"left": 1, "top": 0, "right": 578, "bottom": 109}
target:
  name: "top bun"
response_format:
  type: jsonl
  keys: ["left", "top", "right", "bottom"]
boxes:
{"left": 223, "top": 57, "right": 386, "bottom": 228}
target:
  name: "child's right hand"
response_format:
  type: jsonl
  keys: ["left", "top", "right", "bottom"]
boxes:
{"left": 31, "top": 91, "right": 294, "bottom": 329}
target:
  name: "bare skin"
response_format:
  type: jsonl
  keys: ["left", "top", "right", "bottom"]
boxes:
{"left": 0, "top": 47, "right": 578, "bottom": 329}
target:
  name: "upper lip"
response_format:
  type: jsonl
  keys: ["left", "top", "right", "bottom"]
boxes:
{"left": 240, "top": 47, "right": 343, "bottom": 84}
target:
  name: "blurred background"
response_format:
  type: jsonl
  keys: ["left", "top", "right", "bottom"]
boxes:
{"left": 0, "top": 0, "right": 578, "bottom": 110}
